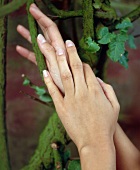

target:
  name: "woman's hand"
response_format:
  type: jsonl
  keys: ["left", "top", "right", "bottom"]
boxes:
{"left": 41, "top": 37, "right": 120, "bottom": 152}
{"left": 17, "top": 3, "right": 66, "bottom": 93}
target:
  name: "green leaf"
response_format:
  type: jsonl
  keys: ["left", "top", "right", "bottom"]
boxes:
{"left": 86, "top": 37, "right": 100, "bottom": 53}
{"left": 115, "top": 18, "right": 133, "bottom": 30}
{"left": 116, "top": 32, "right": 128, "bottom": 42}
{"left": 107, "top": 40, "right": 125, "bottom": 62}
{"left": 98, "top": 27, "right": 116, "bottom": 44}
{"left": 128, "top": 35, "right": 136, "bottom": 49}
{"left": 98, "top": 27, "right": 109, "bottom": 39}
{"left": 63, "top": 149, "right": 71, "bottom": 165}
{"left": 35, "top": 86, "right": 46, "bottom": 96}
{"left": 23, "top": 78, "right": 30, "bottom": 86}
{"left": 68, "top": 160, "right": 81, "bottom": 170}
{"left": 39, "top": 95, "right": 52, "bottom": 102}
{"left": 118, "top": 51, "right": 129, "bottom": 69}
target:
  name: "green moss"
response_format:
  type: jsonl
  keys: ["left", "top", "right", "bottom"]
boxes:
{"left": 22, "top": 113, "right": 69, "bottom": 170}
{"left": 0, "top": 1, "right": 10, "bottom": 170}
{"left": 26, "top": 0, "right": 47, "bottom": 79}
{"left": 0, "top": 0, "right": 27, "bottom": 18}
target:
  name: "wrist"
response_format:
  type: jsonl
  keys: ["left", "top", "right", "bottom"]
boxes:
{"left": 79, "top": 139, "right": 116, "bottom": 170}
{"left": 77, "top": 134, "right": 114, "bottom": 154}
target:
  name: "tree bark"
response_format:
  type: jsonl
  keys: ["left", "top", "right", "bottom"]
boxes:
{"left": 0, "top": 0, "right": 11, "bottom": 169}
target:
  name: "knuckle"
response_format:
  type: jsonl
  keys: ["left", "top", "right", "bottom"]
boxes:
{"left": 57, "top": 55, "right": 66, "bottom": 62}
{"left": 43, "top": 45, "right": 54, "bottom": 52}
{"left": 61, "top": 72, "right": 72, "bottom": 81}
{"left": 83, "top": 63, "right": 90, "bottom": 68}
{"left": 71, "top": 62, "right": 83, "bottom": 69}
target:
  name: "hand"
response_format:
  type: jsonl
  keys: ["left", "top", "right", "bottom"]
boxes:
{"left": 41, "top": 37, "right": 120, "bottom": 152}
{"left": 16, "top": 3, "right": 67, "bottom": 93}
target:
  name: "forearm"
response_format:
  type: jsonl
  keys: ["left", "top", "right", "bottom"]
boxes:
{"left": 114, "top": 123, "right": 140, "bottom": 170}
{"left": 79, "top": 137, "right": 116, "bottom": 170}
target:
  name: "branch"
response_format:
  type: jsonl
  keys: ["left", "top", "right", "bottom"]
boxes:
{"left": 43, "top": 0, "right": 116, "bottom": 20}
{"left": 123, "top": 5, "right": 140, "bottom": 22}
{"left": 43, "top": 0, "right": 83, "bottom": 19}
{"left": 26, "top": 0, "right": 47, "bottom": 78}
{"left": 19, "top": 91, "right": 53, "bottom": 107}
{"left": 110, "top": 5, "right": 140, "bottom": 31}
{"left": 79, "top": 0, "right": 98, "bottom": 68}
{"left": 0, "top": 1, "right": 11, "bottom": 169}
{"left": 0, "top": 0, "right": 27, "bottom": 18}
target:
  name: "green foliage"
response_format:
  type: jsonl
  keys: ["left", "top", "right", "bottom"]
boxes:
{"left": 68, "top": 160, "right": 81, "bottom": 170}
{"left": 98, "top": 27, "right": 115, "bottom": 44}
{"left": 22, "top": 113, "right": 69, "bottom": 170}
{"left": 115, "top": 18, "right": 133, "bottom": 30}
{"left": 23, "top": 78, "right": 30, "bottom": 86}
{"left": 85, "top": 37, "right": 100, "bottom": 53}
{"left": 128, "top": 35, "right": 136, "bottom": 49}
{"left": 118, "top": 51, "right": 129, "bottom": 69}
{"left": 97, "top": 18, "right": 136, "bottom": 68}
{"left": 22, "top": 76, "right": 52, "bottom": 103}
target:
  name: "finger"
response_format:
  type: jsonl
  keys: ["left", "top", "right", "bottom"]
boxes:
{"left": 97, "top": 78, "right": 120, "bottom": 110}
{"left": 38, "top": 22, "right": 51, "bottom": 43}
{"left": 56, "top": 47, "right": 74, "bottom": 96}
{"left": 43, "top": 70, "right": 63, "bottom": 111}
{"left": 16, "top": 45, "right": 37, "bottom": 65}
{"left": 29, "top": 4, "right": 66, "bottom": 54}
{"left": 83, "top": 63, "right": 101, "bottom": 92}
{"left": 66, "top": 40, "right": 87, "bottom": 93}
{"left": 17, "top": 25, "right": 32, "bottom": 43}
{"left": 37, "top": 34, "right": 64, "bottom": 93}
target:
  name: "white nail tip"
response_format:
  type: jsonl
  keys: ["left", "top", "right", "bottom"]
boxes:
{"left": 66, "top": 40, "right": 74, "bottom": 47}
{"left": 43, "top": 70, "right": 48, "bottom": 78}
{"left": 37, "top": 34, "right": 47, "bottom": 44}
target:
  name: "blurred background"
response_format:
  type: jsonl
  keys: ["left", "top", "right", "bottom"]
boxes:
{"left": 6, "top": 0, "right": 140, "bottom": 169}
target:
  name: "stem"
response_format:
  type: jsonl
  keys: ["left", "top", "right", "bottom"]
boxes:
{"left": 43, "top": 0, "right": 83, "bottom": 19}
{"left": 0, "top": 0, "right": 11, "bottom": 169}
{"left": 26, "top": 0, "right": 47, "bottom": 79}
{"left": 0, "top": 0, "right": 27, "bottom": 18}
{"left": 122, "top": 5, "right": 140, "bottom": 22}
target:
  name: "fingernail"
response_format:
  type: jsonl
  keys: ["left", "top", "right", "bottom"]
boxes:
{"left": 43, "top": 70, "right": 49, "bottom": 78}
{"left": 66, "top": 40, "right": 74, "bottom": 47}
{"left": 97, "top": 77, "right": 104, "bottom": 83}
{"left": 31, "top": 3, "right": 38, "bottom": 9}
{"left": 56, "top": 48, "right": 64, "bottom": 56}
{"left": 37, "top": 34, "right": 46, "bottom": 44}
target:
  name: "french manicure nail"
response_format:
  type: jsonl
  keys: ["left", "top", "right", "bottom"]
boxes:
{"left": 43, "top": 70, "right": 48, "bottom": 78}
{"left": 37, "top": 34, "right": 47, "bottom": 44}
{"left": 57, "top": 48, "right": 64, "bottom": 56}
{"left": 66, "top": 40, "right": 74, "bottom": 47}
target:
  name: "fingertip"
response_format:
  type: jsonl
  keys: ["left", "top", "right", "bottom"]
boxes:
{"left": 16, "top": 45, "right": 21, "bottom": 51}
{"left": 97, "top": 77, "right": 104, "bottom": 84}
{"left": 17, "top": 25, "right": 22, "bottom": 32}
{"left": 65, "top": 40, "right": 75, "bottom": 48}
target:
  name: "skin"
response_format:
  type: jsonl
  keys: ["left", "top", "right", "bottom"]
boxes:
{"left": 42, "top": 39, "right": 118, "bottom": 170}
{"left": 16, "top": 3, "right": 140, "bottom": 169}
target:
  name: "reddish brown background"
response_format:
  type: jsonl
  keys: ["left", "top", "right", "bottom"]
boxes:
{"left": 6, "top": 1, "right": 140, "bottom": 169}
